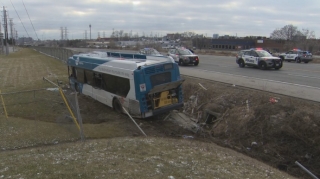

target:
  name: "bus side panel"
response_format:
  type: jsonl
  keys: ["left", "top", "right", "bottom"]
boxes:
{"left": 82, "top": 84, "right": 94, "bottom": 99}
{"left": 93, "top": 88, "right": 109, "bottom": 106}
{"left": 128, "top": 99, "right": 141, "bottom": 116}
{"left": 127, "top": 79, "right": 137, "bottom": 101}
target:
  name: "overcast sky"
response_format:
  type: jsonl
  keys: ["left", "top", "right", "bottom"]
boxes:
{"left": 2, "top": 0, "right": 320, "bottom": 40}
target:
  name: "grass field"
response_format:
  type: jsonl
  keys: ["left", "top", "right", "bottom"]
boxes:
{"left": 0, "top": 48, "right": 296, "bottom": 178}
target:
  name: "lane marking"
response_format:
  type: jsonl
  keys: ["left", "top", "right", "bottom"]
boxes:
{"left": 194, "top": 69, "right": 320, "bottom": 90}
{"left": 287, "top": 73, "right": 320, "bottom": 80}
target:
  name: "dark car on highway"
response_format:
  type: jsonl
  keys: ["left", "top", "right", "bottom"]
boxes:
{"left": 167, "top": 47, "right": 199, "bottom": 66}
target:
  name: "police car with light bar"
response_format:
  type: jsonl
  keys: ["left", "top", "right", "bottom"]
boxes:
{"left": 278, "top": 49, "right": 313, "bottom": 63}
{"left": 236, "top": 48, "right": 282, "bottom": 70}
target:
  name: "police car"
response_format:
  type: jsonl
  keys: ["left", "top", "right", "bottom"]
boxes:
{"left": 279, "top": 49, "right": 313, "bottom": 63}
{"left": 236, "top": 48, "right": 282, "bottom": 70}
{"left": 167, "top": 47, "right": 199, "bottom": 66}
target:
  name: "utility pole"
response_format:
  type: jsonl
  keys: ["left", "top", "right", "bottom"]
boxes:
{"left": 0, "top": 19, "right": 3, "bottom": 54}
{"left": 9, "top": 18, "right": 14, "bottom": 51}
{"left": 64, "top": 27, "right": 68, "bottom": 40}
{"left": 60, "top": 27, "right": 64, "bottom": 40}
{"left": 15, "top": 30, "right": 18, "bottom": 44}
{"left": 84, "top": 30, "right": 87, "bottom": 40}
{"left": 3, "top": 6, "right": 9, "bottom": 55}
{"left": 89, "top": 24, "right": 91, "bottom": 40}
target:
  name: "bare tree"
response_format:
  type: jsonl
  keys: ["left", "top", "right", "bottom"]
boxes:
{"left": 119, "top": 30, "right": 123, "bottom": 41}
{"left": 301, "top": 29, "right": 316, "bottom": 39}
{"left": 123, "top": 33, "right": 129, "bottom": 40}
{"left": 270, "top": 24, "right": 300, "bottom": 40}
{"left": 182, "top": 31, "right": 196, "bottom": 38}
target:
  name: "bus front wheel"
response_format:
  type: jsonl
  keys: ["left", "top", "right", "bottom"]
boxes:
{"left": 113, "top": 98, "right": 123, "bottom": 113}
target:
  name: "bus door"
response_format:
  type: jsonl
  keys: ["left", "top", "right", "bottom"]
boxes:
{"left": 92, "top": 73, "right": 108, "bottom": 105}
{"left": 81, "top": 70, "right": 94, "bottom": 99}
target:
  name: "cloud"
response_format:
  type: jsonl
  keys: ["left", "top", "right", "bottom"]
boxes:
{"left": 5, "top": 0, "right": 320, "bottom": 40}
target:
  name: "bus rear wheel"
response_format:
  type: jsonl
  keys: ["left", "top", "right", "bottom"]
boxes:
{"left": 113, "top": 98, "right": 123, "bottom": 113}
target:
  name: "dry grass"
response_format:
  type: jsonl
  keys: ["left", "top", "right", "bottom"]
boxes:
{"left": 0, "top": 130, "right": 294, "bottom": 179}
{"left": 0, "top": 48, "right": 297, "bottom": 179}
{"left": 0, "top": 48, "right": 68, "bottom": 92}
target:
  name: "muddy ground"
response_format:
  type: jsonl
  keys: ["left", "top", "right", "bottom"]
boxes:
{"left": 67, "top": 75, "right": 320, "bottom": 179}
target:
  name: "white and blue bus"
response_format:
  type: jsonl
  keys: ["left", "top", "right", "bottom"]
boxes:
{"left": 67, "top": 51, "right": 184, "bottom": 118}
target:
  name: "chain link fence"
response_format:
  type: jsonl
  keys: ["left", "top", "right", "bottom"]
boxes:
{"left": 32, "top": 47, "right": 78, "bottom": 63}
{"left": 0, "top": 87, "right": 84, "bottom": 150}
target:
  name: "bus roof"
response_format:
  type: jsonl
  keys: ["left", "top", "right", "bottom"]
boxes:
{"left": 68, "top": 51, "right": 175, "bottom": 71}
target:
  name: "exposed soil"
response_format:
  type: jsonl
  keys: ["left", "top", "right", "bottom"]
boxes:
{"left": 66, "top": 75, "right": 319, "bottom": 179}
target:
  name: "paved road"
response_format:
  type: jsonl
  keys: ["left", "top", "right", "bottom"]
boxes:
{"left": 180, "top": 54, "right": 320, "bottom": 102}
{"left": 196, "top": 54, "right": 320, "bottom": 88}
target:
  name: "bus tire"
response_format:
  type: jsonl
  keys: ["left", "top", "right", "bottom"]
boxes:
{"left": 113, "top": 98, "right": 123, "bottom": 113}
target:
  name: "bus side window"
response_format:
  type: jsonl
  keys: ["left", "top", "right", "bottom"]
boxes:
{"left": 102, "top": 73, "right": 117, "bottom": 93}
{"left": 93, "top": 73, "right": 102, "bottom": 88}
{"left": 85, "top": 70, "right": 95, "bottom": 85}
{"left": 116, "top": 77, "right": 130, "bottom": 97}
{"left": 101, "top": 73, "right": 130, "bottom": 97}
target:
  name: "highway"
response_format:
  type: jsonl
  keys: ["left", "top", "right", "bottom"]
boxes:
{"left": 196, "top": 54, "right": 320, "bottom": 88}
{"left": 180, "top": 54, "right": 320, "bottom": 102}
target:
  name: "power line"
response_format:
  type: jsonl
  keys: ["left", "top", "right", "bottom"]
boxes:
{"left": 9, "top": 0, "right": 30, "bottom": 38}
{"left": 22, "top": 0, "right": 39, "bottom": 40}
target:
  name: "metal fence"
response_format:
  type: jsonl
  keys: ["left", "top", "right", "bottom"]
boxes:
{"left": 32, "top": 47, "right": 77, "bottom": 63}
{"left": 0, "top": 87, "right": 83, "bottom": 150}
